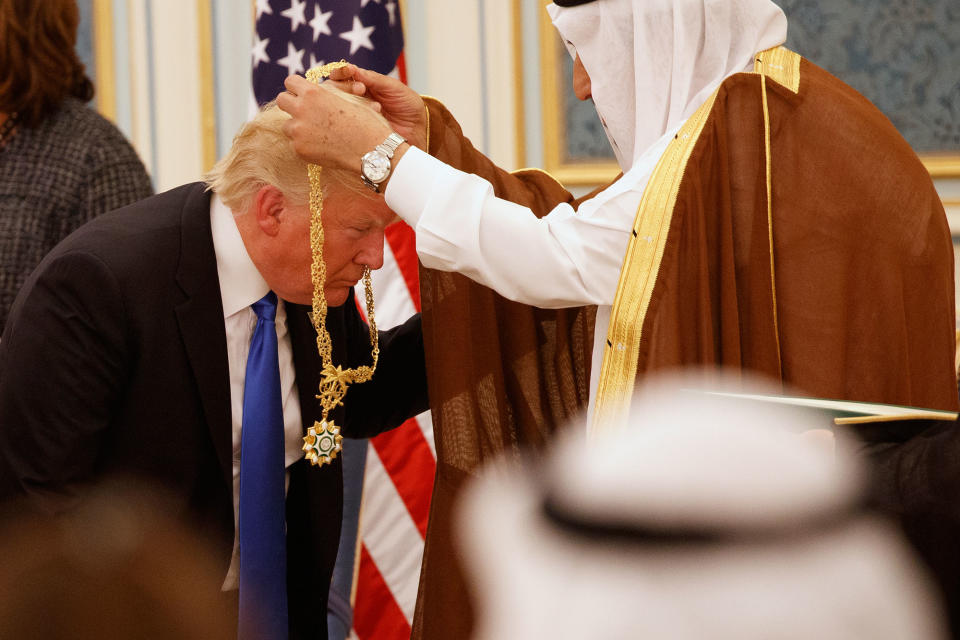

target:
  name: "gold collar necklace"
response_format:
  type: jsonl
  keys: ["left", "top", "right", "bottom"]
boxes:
{"left": 300, "top": 61, "right": 380, "bottom": 467}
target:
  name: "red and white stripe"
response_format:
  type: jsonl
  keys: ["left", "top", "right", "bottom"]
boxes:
{"left": 351, "top": 218, "right": 436, "bottom": 639}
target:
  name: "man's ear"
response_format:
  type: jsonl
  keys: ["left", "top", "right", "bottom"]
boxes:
{"left": 252, "top": 185, "right": 285, "bottom": 237}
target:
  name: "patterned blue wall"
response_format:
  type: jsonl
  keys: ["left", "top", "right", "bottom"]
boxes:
{"left": 76, "top": 0, "right": 96, "bottom": 88}
{"left": 781, "top": 0, "right": 959, "bottom": 153}
{"left": 561, "top": 0, "right": 960, "bottom": 162}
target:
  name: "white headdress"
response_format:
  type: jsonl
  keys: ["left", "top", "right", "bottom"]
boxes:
{"left": 547, "top": 0, "right": 788, "bottom": 171}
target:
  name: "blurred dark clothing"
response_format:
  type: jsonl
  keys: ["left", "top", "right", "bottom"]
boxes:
{"left": 0, "top": 97, "right": 153, "bottom": 330}
{"left": 856, "top": 417, "right": 960, "bottom": 639}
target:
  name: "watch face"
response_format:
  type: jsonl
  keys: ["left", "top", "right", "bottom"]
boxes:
{"left": 362, "top": 150, "right": 391, "bottom": 183}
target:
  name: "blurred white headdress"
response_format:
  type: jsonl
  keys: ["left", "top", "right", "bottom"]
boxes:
{"left": 458, "top": 377, "right": 948, "bottom": 640}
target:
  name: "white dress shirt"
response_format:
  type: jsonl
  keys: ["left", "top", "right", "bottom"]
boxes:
{"left": 209, "top": 194, "right": 305, "bottom": 590}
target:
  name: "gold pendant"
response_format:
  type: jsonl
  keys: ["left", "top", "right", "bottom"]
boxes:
{"left": 302, "top": 419, "right": 343, "bottom": 467}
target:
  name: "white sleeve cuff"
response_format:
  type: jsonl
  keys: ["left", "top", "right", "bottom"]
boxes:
{"left": 384, "top": 145, "right": 448, "bottom": 227}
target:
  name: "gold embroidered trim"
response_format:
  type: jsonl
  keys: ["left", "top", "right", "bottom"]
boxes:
{"left": 423, "top": 95, "right": 448, "bottom": 154}
{"left": 759, "top": 72, "right": 783, "bottom": 378}
{"left": 835, "top": 412, "right": 958, "bottom": 426}
{"left": 424, "top": 100, "right": 430, "bottom": 151}
{"left": 591, "top": 47, "right": 805, "bottom": 436}
{"left": 753, "top": 46, "right": 801, "bottom": 94}
{"left": 753, "top": 46, "right": 802, "bottom": 380}
{"left": 590, "top": 89, "right": 722, "bottom": 437}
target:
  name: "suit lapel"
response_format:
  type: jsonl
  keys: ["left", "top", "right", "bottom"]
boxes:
{"left": 287, "top": 302, "right": 322, "bottom": 431}
{"left": 174, "top": 184, "right": 233, "bottom": 491}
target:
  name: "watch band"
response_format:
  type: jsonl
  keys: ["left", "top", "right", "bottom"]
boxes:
{"left": 377, "top": 132, "right": 405, "bottom": 157}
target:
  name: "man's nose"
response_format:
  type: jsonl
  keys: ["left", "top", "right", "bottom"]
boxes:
{"left": 356, "top": 232, "right": 385, "bottom": 271}
{"left": 572, "top": 54, "right": 591, "bottom": 101}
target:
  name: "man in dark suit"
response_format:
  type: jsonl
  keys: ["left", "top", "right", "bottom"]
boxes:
{"left": 0, "top": 104, "right": 426, "bottom": 639}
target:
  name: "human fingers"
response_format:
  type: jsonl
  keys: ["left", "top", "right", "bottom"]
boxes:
{"left": 327, "top": 64, "right": 393, "bottom": 97}
{"left": 327, "top": 62, "right": 359, "bottom": 81}
{"left": 351, "top": 67, "right": 399, "bottom": 97}
{"left": 276, "top": 82, "right": 313, "bottom": 115}
{"left": 275, "top": 88, "right": 296, "bottom": 114}
{"left": 282, "top": 74, "right": 312, "bottom": 96}
{"left": 322, "top": 85, "right": 383, "bottom": 116}
{"left": 325, "top": 79, "right": 367, "bottom": 96}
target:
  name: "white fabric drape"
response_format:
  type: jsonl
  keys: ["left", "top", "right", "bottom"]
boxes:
{"left": 547, "top": 0, "right": 787, "bottom": 172}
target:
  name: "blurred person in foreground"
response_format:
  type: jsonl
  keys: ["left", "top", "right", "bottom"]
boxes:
{"left": 0, "top": 483, "right": 235, "bottom": 640}
{"left": 277, "top": 0, "right": 958, "bottom": 636}
{"left": 458, "top": 379, "right": 948, "bottom": 640}
{"left": 0, "top": 99, "right": 426, "bottom": 640}
{"left": 0, "top": 0, "right": 152, "bottom": 330}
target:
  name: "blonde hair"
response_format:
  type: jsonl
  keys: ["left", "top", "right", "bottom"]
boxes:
{"left": 203, "top": 98, "right": 374, "bottom": 213}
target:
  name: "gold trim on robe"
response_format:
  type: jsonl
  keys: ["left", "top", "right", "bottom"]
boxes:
{"left": 591, "top": 47, "right": 803, "bottom": 436}
{"left": 754, "top": 46, "right": 802, "bottom": 94}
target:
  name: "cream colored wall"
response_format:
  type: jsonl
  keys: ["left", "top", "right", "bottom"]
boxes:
{"left": 403, "top": 0, "right": 521, "bottom": 170}
{"left": 149, "top": 1, "right": 209, "bottom": 188}
{"left": 97, "top": 0, "right": 213, "bottom": 192}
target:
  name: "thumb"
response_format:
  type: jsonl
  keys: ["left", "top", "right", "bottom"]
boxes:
{"left": 354, "top": 67, "right": 403, "bottom": 96}
{"left": 327, "top": 62, "right": 359, "bottom": 81}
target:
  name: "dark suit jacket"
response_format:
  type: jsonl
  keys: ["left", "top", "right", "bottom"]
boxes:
{"left": 854, "top": 418, "right": 960, "bottom": 639}
{"left": 0, "top": 182, "right": 427, "bottom": 639}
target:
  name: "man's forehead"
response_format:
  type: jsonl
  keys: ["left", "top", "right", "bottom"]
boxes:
{"left": 324, "top": 186, "right": 394, "bottom": 222}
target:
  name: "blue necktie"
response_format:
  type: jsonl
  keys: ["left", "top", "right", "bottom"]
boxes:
{"left": 239, "top": 291, "right": 288, "bottom": 640}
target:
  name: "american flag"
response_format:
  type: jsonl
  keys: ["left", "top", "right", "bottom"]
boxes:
{"left": 252, "top": 0, "right": 406, "bottom": 103}
{"left": 251, "top": 3, "right": 436, "bottom": 639}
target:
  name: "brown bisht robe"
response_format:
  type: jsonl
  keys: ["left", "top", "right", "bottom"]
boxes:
{"left": 592, "top": 46, "right": 958, "bottom": 428}
{"left": 412, "top": 47, "right": 959, "bottom": 639}
{"left": 413, "top": 97, "right": 604, "bottom": 639}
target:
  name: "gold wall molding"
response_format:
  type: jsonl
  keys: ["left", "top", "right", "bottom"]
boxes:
{"left": 197, "top": 0, "right": 217, "bottom": 170}
{"left": 925, "top": 157, "right": 960, "bottom": 179}
{"left": 92, "top": 0, "right": 116, "bottom": 122}
{"left": 512, "top": 0, "right": 526, "bottom": 170}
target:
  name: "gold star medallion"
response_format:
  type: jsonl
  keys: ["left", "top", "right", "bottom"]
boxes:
{"left": 302, "top": 419, "right": 344, "bottom": 466}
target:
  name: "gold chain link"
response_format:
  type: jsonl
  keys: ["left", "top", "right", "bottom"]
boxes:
{"left": 301, "top": 61, "right": 379, "bottom": 465}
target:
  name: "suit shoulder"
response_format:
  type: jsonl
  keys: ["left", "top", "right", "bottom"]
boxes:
{"left": 45, "top": 183, "right": 209, "bottom": 271}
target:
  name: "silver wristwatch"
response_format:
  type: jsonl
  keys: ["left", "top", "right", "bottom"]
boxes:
{"left": 360, "top": 133, "right": 406, "bottom": 193}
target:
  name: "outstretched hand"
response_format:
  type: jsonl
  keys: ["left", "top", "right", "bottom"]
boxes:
{"left": 276, "top": 75, "right": 393, "bottom": 171}
{"left": 327, "top": 63, "right": 428, "bottom": 151}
